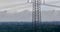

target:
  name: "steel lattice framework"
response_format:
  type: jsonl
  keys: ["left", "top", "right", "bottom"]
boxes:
{"left": 32, "top": 0, "right": 60, "bottom": 32}
{"left": 32, "top": 0, "right": 41, "bottom": 32}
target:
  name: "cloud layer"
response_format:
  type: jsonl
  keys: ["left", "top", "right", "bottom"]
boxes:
{"left": 0, "top": 10, "right": 32, "bottom": 22}
{"left": 0, "top": 0, "right": 60, "bottom": 22}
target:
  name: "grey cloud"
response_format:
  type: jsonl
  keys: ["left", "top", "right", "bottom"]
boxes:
{"left": 0, "top": 10, "right": 32, "bottom": 22}
{"left": 0, "top": 10, "right": 60, "bottom": 22}
{"left": 41, "top": 10, "right": 60, "bottom": 21}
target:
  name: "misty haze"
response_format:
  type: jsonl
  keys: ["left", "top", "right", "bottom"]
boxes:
{"left": 0, "top": 0, "right": 60, "bottom": 22}
{"left": 0, "top": 0, "right": 60, "bottom": 32}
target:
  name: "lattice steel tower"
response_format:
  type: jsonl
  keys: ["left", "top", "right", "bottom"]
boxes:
{"left": 32, "top": 0, "right": 41, "bottom": 32}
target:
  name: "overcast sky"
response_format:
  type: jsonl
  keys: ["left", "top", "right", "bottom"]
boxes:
{"left": 0, "top": 0, "right": 60, "bottom": 22}
{"left": 0, "top": 0, "right": 60, "bottom": 11}
{"left": 0, "top": 0, "right": 60, "bottom": 12}
{"left": 0, "top": 0, "right": 32, "bottom": 13}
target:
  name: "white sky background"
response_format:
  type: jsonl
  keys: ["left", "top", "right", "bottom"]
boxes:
{"left": 42, "top": 0, "right": 60, "bottom": 11}
{"left": 0, "top": 0, "right": 32, "bottom": 13}
{"left": 0, "top": 0, "right": 60, "bottom": 21}
{"left": 41, "top": 0, "right": 60, "bottom": 21}
{"left": 0, "top": 0, "right": 60, "bottom": 12}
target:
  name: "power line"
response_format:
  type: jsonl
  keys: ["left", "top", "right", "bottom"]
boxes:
{"left": 43, "top": 0, "right": 60, "bottom": 4}
{"left": 48, "top": 1, "right": 60, "bottom": 4}
{"left": 43, "top": 0, "right": 60, "bottom": 8}
{"left": 43, "top": 4, "right": 60, "bottom": 8}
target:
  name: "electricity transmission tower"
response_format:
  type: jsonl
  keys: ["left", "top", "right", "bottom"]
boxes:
{"left": 32, "top": 0, "right": 41, "bottom": 32}
{"left": 32, "top": 0, "right": 60, "bottom": 32}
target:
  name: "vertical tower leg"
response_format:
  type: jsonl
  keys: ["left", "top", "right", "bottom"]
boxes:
{"left": 32, "top": 0, "right": 41, "bottom": 32}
